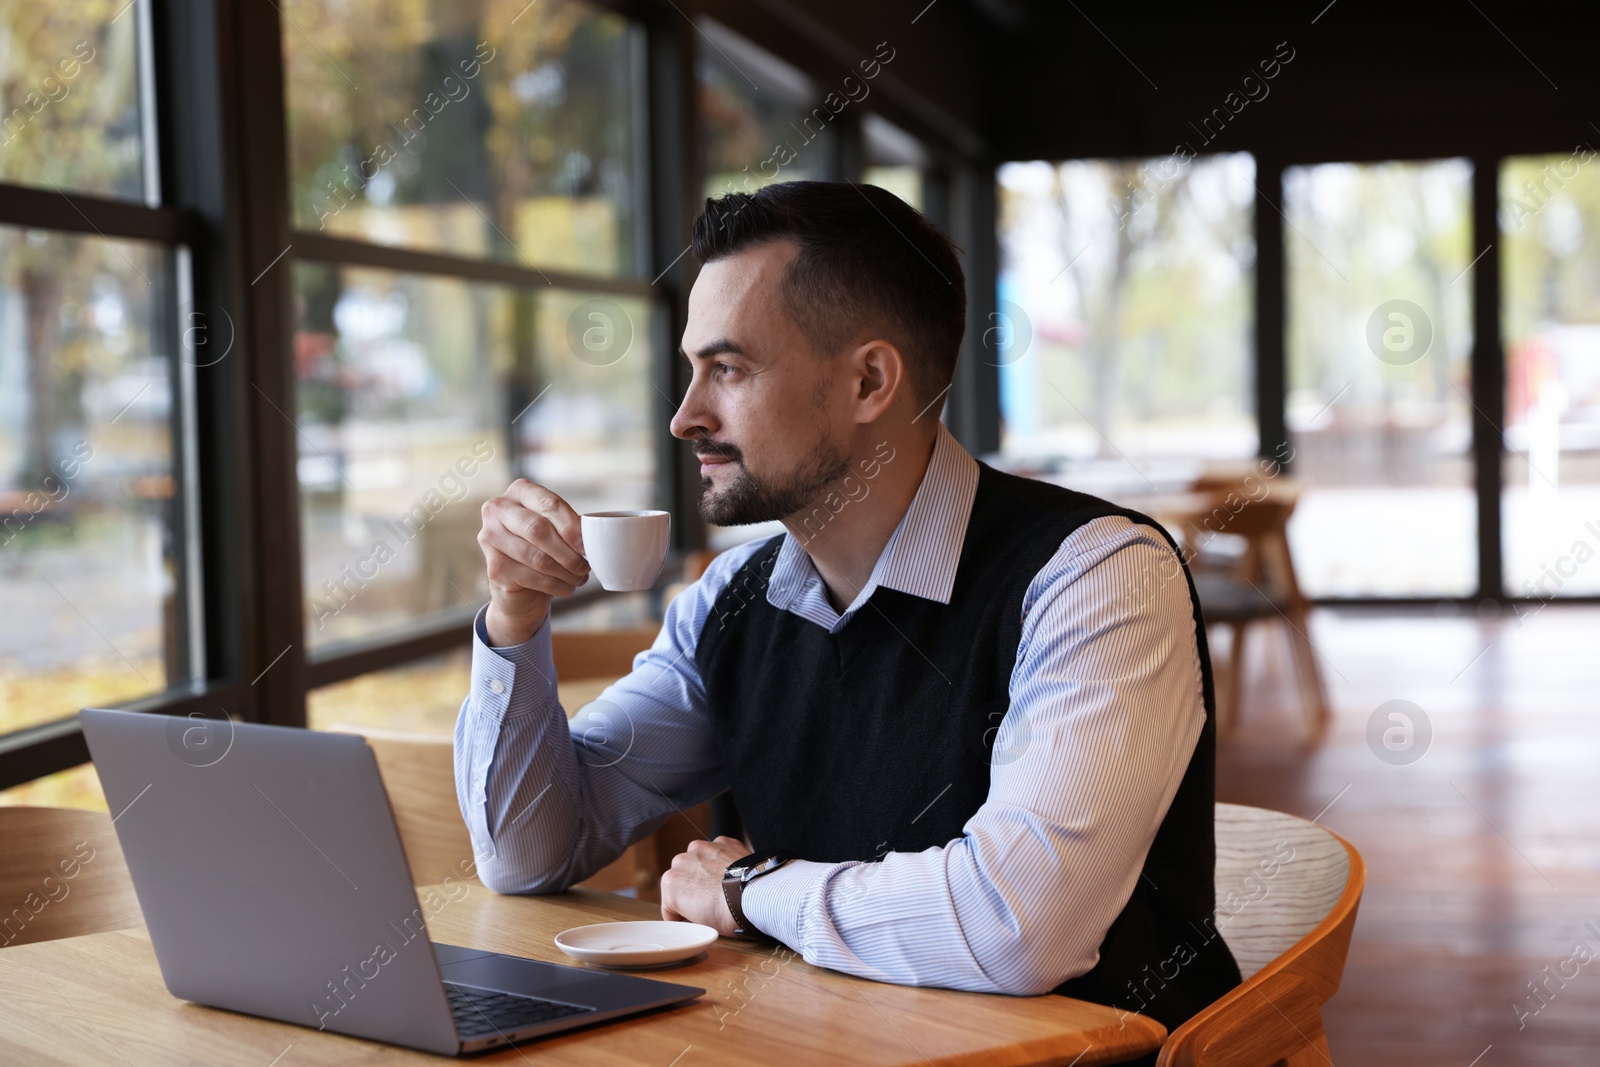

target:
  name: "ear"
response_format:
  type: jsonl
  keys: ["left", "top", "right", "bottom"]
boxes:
{"left": 847, "top": 338, "right": 907, "bottom": 425}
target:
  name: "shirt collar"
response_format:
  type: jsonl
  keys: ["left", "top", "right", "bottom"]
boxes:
{"left": 764, "top": 422, "right": 979, "bottom": 626}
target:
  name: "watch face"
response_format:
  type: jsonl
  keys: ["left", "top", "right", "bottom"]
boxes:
{"left": 726, "top": 851, "right": 762, "bottom": 880}
{"left": 730, "top": 850, "right": 793, "bottom": 884}
{"left": 729, "top": 850, "right": 787, "bottom": 881}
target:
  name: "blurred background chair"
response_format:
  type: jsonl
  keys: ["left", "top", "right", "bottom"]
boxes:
{"left": 1156, "top": 802, "right": 1364, "bottom": 1066}
{"left": 0, "top": 807, "right": 142, "bottom": 947}
{"left": 1157, "top": 476, "right": 1330, "bottom": 740}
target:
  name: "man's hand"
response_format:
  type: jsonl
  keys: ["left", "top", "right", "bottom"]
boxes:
{"left": 477, "top": 479, "right": 590, "bottom": 646}
{"left": 660, "top": 836, "right": 751, "bottom": 937}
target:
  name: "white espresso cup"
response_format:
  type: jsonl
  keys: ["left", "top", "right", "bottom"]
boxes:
{"left": 580, "top": 510, "right": 672, "bottom": 592}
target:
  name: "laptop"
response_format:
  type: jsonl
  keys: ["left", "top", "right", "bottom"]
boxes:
{"left": 79, "top": 707, "right": 704, "bottom": 1055}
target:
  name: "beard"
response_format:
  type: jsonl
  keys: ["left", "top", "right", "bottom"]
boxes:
{"left": 694, "top": 436, "right": 852, "bottom": 526}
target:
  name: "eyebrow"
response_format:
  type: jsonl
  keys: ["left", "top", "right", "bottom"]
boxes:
{"left": 679, "top": 339, "right": 752, "bottom": 361}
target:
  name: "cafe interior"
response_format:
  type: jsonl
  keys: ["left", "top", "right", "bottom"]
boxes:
{"left": 1, "top": 0, "right": 1597, "bottom": 1063}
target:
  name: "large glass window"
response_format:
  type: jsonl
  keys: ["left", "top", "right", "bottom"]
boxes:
{"left": 698, "top": 18, "right": 836, "bottom": 198}
{"left": 996, "top": 154, "right": 1257, "bottom": 491}
{"left": 1285, "top": 159, "right": 1475, "bottom": 598}
{"left": 0, "top": 229, "right": 180, "bottom": 738}
{"left": 1501, "top": 152, "right": 1600, "bottom": 598}
{"left": 307, "top": 647, "right": 471, "bottom": 734}
{"left": 0, "top": 4, "right": 149, "bottom": 201}
{"left": 863, "top": 114, "right": 927, "bottom": 212}
{"left": 282, "top": 0, "right": 644, "bottom": 277}
{"left": 295, "top": 264, "right": 656, "bottom": 651}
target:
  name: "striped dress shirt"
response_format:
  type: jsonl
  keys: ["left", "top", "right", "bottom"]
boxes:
{"left": 454, "top": 423, "right": 1206, "bottom": 996}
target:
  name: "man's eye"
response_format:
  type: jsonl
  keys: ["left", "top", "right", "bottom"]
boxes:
{"left": 714, "top": 362, "right": 737, "bottom": 378}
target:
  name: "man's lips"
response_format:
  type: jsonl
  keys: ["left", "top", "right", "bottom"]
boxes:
{"left": 695, "top": 445, "right": 738, "bottom": 469}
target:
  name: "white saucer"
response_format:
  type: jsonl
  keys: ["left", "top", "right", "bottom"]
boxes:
{"left": 554, "top": 920, "right": 718, "bottom": 968}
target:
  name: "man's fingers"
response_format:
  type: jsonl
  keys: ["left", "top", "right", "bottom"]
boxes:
{"left": 479, "top": 534, "right": 581, "bottom": 598}
{"left": 479, "top": 524, "right": 588, "bottom": 589}
{"left": 481, "top": 493, "right": 588, "bottom": 577}
{"left": 502, "top": 479, "right": 587, "bottom": 562}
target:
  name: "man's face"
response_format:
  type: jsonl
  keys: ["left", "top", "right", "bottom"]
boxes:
{"left": 671, "top": 239, "right": 851, "bottom": 526}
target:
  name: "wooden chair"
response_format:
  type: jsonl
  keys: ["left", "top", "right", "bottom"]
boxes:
{"left": 0, "top": 807, "right": 143, "bottom": 948}
{"left": 329, "top": 724, "right": 648, "bottom": 896}
{"left": 550, "top": 626, "right": 663, "bottom": 681}
{"left": 1156, "top": 803, "right": 1365, "bottom": 1067}
{"left": 332, "top": 618, "right": 709, "bottom": 903}
{"left": 660, "top": 549, "right": 720, "bottom": 611}
{"left": 327, "top": 726, "right": 483, "bottom": 888}
{"left": 1173, "top": 486, "right": 1330, "bottom": 740}
{"left": 551, "top": 625, "right": 712, "bottom": 899}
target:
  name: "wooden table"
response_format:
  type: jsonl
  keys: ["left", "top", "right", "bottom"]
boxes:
{"left": 0, "top": 884, "right": 1165, "bottom": 1066}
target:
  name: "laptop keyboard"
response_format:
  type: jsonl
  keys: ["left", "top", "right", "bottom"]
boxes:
{"left": 445, "top": 982, "right": 595, "bottom": 1039}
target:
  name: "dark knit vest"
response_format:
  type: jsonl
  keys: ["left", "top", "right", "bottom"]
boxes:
{"left": 694, "top": 462, "right": 1241, "bottom": 1029}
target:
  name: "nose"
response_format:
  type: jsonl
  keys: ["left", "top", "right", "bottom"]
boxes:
{"left": 670, "top": 370, "right": 718, "bottom": 443}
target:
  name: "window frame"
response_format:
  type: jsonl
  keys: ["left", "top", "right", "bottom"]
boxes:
{"left": 0, "top": 0, "right": 247, "bottom": 788}
{"left": 1257, "top": 152, "right": 1511, "bottom": 605}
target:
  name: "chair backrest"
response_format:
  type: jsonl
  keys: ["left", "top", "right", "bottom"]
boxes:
{"left": 550, "top": 626, "right": 661, "bottom": 682}
{"left": 1183, "top": 494, "right": 1304, "bottom": 602}
{"left": 0, "top": 806, "right": 143, "bottom": 947}
{"left": 1157, "top": 803, "right": 1365, "bottom": 1067}
{"left": 1212, "top": 803, "right": 1350, "bottom": 979}
{"left": 327, "top": 726, "right": 478, "bottom": 887}
{"left": 328, "top": 725, "right": 643, "bottom": 895}
{"left": 681, "top": 550, "right": 718, "bottom": 582}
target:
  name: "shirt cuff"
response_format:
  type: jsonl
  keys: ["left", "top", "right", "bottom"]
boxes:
{"left": 470, "top": 604, "right": 558, "bottom": 723}
{"left": 737, "top": 858, "right": 832, "bottom": 949}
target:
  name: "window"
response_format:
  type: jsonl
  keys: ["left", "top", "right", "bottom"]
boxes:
{"left": 282, "top": 0, "right": 660, "bottom": 696}
{"left": 1501, "top": 152, "right": 1600, "bottom": 598}
{"left": 0, "top": 229, "right": 181, "bottom": 731}
{"left": 863, "top": 114, "right": 927, "bottom": 211}
{"left": 307, "top": 647, "right": 471, "bottom": 734}
{"left": 698, "top": 18, "right": 837, "bottom": 198}
{"left": 281, "top": 0, "right": 645, "bottom": 277}
{"left": 0, "top": 6, "right": 150, "bottom": 202}
{"left": 996, "top": 154, "right": 1257, "bottom": 490}
{"left": 295, "top": 265, "right": 658, "bottom": 650}
{"left": 1285, "top": 159, "right": 1475, "bottom": 598}
{"left": 0, "top": 762, "right": 106, "bottom": 812}
{"left": 0, "top": 3, "right": 201, "bottom": 759}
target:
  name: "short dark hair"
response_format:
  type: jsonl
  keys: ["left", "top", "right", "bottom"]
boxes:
{"left": 691, "top": 181, "right": 966, "bottom": 409}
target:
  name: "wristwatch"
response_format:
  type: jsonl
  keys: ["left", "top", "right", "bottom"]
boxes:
{"left": 721, "top": 848, "right": 796, "bottom": 939}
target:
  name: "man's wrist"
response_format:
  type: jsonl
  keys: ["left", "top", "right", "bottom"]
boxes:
{"left": 470, "top": 606, "right": 559, "bottom": 726}
{"left": 737, "top": 858, "right": 827, "bottom": 950}
{"left": 722, "top": 849, "right": 797, "bottom": 939}
{"left": 485, "top": 599, "right": 549, "bottom": 648}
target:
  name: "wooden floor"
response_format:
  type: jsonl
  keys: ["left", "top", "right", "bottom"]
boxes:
{"left": 1214, "top": 603, "right": 1600, "bottom": 1066}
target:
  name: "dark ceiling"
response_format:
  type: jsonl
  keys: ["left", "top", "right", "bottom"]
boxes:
{"left": 978, "top": 0, "right": 1599, "bottom": 162}
{"left": 701, "top": 0, "right": 1596, "bottom": 165}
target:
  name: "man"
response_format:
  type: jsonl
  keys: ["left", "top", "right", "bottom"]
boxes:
{"left": 456, "top": 180, "right": 1240, "bottom": 1030}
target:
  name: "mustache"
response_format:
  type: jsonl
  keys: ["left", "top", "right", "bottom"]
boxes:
{"left": 692, "top": 437, "right": 742, "bottom": 464}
